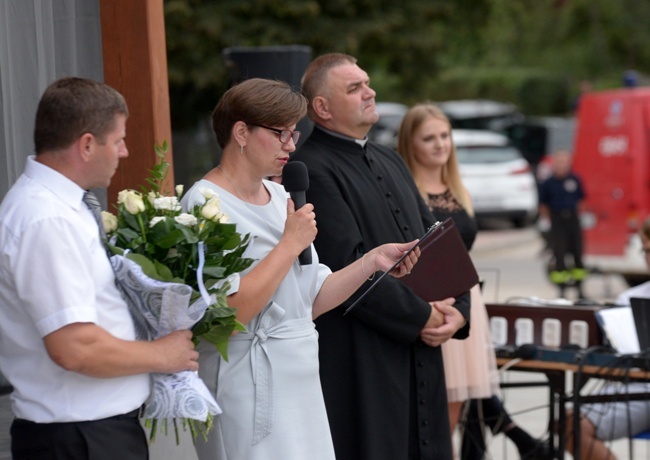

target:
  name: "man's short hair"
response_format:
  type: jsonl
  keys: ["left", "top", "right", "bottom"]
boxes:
{"left": 301, "top": 53, "right": 357, "bottom": 121}
{"left": 34, "top": 77, "right": 128, "bottom": 154}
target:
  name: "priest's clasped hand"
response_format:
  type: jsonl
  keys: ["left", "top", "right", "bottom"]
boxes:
{"left": 419, "top": 299, "right": 467, "bottom": 347}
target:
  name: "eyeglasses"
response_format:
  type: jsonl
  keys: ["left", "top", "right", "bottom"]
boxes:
{"left": 250, "top": 124, "right": 300, "bottom": 145}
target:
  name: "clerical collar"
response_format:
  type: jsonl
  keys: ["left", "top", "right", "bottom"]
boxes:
{"left": 316, "top": 124, "right": 368, "bottom": 149}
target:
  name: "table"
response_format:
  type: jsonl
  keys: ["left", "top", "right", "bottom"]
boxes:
{"left": 497, "top": 353, "right": 650, "bottom": 459}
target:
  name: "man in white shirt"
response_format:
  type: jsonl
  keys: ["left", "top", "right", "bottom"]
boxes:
{"left": 565, "top": 217, "right": 650, "bottom": 460}
{"left": 0, "top": 77, "right": 199, "bottom": 459}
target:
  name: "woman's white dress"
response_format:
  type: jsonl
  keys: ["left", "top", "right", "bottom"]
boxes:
{"left": 182, "top": 179, "right": 335, "bottom": 460}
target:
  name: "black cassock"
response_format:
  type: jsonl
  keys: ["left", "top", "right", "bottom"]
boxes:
{"left": 292, "top": 126, "right": 470, "bottom": 460}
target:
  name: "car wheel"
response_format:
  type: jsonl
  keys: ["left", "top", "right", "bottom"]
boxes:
{"left": 512, "top": 216, "right": 527, "bottom": 228}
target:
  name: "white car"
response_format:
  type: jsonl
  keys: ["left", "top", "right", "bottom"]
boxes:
{"left": 454, "top": 130, "right": 538, "bottom": 227}
{"left": 367, "top": 102, "right": 408, "bottom": 148}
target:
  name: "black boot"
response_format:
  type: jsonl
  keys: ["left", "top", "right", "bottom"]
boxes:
{"left": 520, "top": 439, "right": 552, "bottom": 459}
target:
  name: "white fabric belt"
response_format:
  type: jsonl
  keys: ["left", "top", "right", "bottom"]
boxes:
{"left": 230, "top": 302, "right": 315, "bottom": 444}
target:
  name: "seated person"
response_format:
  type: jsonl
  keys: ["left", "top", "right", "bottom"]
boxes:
{"left": 565, "top": 217, "right": 650, "bottom": 460}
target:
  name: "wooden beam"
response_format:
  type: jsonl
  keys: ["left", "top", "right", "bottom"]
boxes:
{"left": 99, "top": 0, "right": 174, "bottom": 203}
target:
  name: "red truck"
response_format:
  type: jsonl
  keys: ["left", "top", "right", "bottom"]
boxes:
{"left": 572, "top": 87, "right": 650, "bottom": 285}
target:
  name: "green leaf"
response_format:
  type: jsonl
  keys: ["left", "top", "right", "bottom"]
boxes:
{"left": 122, "top": 210, "right": 141, "bottom": 230}
{"left": 125, "top": 253, "right": 165, "bottom": 281}
{"left": 153, "top": 260, "right": 175, "bottom": 281}
{"left": 201, "top": 265, "right": 227, "bottom": 279}
{"left": 191, "top": 298, "right": 243, "bottom": 362}
{"left": 145, "top": 142, "right": 170, "bottom": 194}
{"left": 106, "top": 244, "right": 125, "bottom": 256}
{"left": 221, "top": 230, "right": 247, "bottom": 247}
{"left": 117, "top": 227, "right": 139, "bottom": 241}
{"left": 154, "top": 228, "right": 187, "bottom": 249}
{"left": 176, "top": 224, "right": 199, "bottom": 244}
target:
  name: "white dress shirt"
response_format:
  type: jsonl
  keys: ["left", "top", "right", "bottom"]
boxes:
{"left": 616, "top": 280, "right": 650, "bottom": 306}
{"left": 0, "top": 156, "right": 149, "bottom": 422}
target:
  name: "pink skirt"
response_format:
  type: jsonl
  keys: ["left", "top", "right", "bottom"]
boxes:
{"left": 442, "top": 284, "right": 501, "bottom": 402}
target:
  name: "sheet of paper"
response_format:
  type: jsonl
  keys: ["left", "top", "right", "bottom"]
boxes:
{"left": 596, "top": 306, "right": 640, "bottom": 354}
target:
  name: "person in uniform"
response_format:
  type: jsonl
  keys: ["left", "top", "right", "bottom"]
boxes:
{"left": 539, "top": 149, "right": 587, "bottom": 298}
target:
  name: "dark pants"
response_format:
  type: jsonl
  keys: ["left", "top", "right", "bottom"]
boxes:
{"left": 550, "top": 209, "right": 584, "bottom": 272}
{"left": 11, "top": 408, "right": 148, "bottom": 460}
{"left": 461, "top": 397, "right": 514, "bottom": 460}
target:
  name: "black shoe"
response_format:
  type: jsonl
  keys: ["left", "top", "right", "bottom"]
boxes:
{"left": 520, "top": 440, "right": 552, "bottom": 460}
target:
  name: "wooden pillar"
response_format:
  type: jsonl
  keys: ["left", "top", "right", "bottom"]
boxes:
{"left": 99, "top": 0, "right": 174, "bottom": 202}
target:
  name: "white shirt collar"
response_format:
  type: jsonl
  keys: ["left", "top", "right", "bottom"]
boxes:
{"left": 23, "top": 155, "right": 86, "bottom": 211}
{"left": 316, "top": 124, "right": 368, "bottom": 148}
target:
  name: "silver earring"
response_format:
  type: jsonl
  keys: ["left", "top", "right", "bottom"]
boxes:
{"left": 240, "top": 144, "right": 244, "bottom": 155}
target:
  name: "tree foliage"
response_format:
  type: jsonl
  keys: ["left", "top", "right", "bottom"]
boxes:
{"left": 164, "top": 0, "right": 650, "bottom": 122}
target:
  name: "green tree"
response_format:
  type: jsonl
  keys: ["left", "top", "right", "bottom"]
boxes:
{"left": 164, "top": 0, "right": 650, "bottom": 122}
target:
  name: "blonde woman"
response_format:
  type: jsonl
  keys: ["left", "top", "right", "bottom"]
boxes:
{"left": 398, "top": 103, "right": 549, "bottom": 459}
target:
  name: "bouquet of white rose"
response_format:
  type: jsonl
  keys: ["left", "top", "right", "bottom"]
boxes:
{"left": 103, "top": 142, "right": 253, "bottom": 442}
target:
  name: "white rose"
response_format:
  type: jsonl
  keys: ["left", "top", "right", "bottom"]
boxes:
{"left": 149, "top": 216, "right": 166, "bottom": 228}
{"left": 119, "top": 190, "right": 145, "bottom": 215}
{"left": 175, "top": 213, "right": 197, "bottom": 227}
{"left": 201, "top": 196, "right": 222, "bottom": 221}
{"left": 101, "top": 211, "right": 118, "bottom": 234}
{"left": 153, "top": 196, "right": 181, "bottom": 211}
{"left": 199, "top": 187, "right": 217, "bottom": 200}
{"left": 175, "top": 184, "right": 184, "bottom": 197}
{"left": 219, "top": 213, "right": 230, "bottom": 223}
{"left": 117, "top": 189, "right": 129, "bottom": 204}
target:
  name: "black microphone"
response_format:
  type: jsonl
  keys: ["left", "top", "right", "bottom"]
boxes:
{"left": 515, "top": 343, "right": 538, "bottom": 360}
{"left": 282, "top": 161, "right": 312, "bottom": 265}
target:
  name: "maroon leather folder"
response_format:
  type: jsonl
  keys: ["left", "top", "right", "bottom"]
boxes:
{"left": 400, "top": 217, "right": 479, "bottom": 302}
{"left": 345, "top": 218, "right": 478, "bottom": 314}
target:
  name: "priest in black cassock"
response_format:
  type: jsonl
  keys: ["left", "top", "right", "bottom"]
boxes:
{"left": 291, "top": 53, "right": 471, "bottom": 460}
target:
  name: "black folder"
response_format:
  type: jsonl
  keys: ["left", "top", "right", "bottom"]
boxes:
{"left": 630, "top": 297, "right": 650, "bottom": 352}
{"left": 345, "top": 218, "right": 479, "bottom": 314}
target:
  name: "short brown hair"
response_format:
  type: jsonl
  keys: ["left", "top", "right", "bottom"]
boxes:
{"left": 211, "top": 78, "right": 307, "bottom": 149}
{"left": 301, "top": 53, "right": 357, "bottom": 121}
{"left": 34, "top": 77, "right": 128, "bottom": 154}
